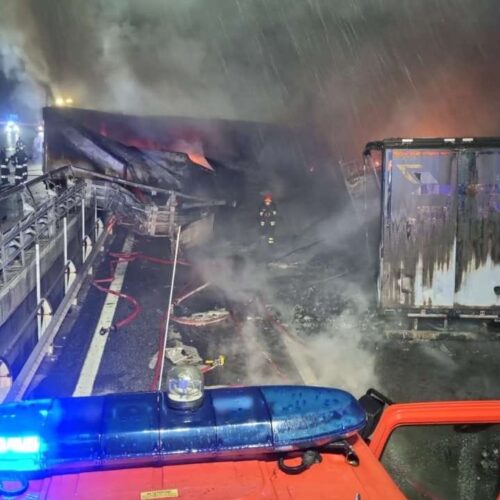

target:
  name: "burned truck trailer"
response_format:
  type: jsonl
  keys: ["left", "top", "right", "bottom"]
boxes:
{"left": 42, "top": 107, "right": 239, "bottom": 244}
{"left": 365, "top": 137, "right": 500, "bottom": 322}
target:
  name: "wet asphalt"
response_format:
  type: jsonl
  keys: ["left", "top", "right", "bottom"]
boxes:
{"left": 25, "top": 202, "right": 500, "bottom": 403}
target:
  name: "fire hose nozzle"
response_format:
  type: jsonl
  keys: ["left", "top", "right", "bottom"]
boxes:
{"left": 99, "top": 325, "right": 116, "bottom": 336}
{"left": 205, "top": 355, "right": 225, "bottom": 367}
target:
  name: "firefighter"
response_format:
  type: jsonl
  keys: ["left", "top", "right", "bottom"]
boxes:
{"left": 259, "top": 193, "right": 277, "bottom": 245}
{"left": 0, "top": 147, "right": 9, "bottom": 185}
{"left": 11, "top": 139, "right": 29, "bottom": 185}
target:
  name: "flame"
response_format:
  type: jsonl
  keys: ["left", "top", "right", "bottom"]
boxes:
{"left": 186, "top": 152, "right": 214, "bottom": 171}
{"left": 171, "top": 139, "right": 214, "bottom": 172}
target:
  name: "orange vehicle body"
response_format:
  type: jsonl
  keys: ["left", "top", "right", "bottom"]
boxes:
{"left": 14, "top": 400, "right": 500, "bottom": 500}
{"left": 20, "top": 437, "right": 404, "bottom": 500}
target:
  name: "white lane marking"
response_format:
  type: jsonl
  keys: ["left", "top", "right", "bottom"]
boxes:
{"left": 73, "top": 234, "right": 135, "bottom": 396}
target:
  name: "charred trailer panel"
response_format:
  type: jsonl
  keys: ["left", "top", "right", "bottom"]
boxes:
{"left": 369, "top": 137, "right": 500, "bottom": 319}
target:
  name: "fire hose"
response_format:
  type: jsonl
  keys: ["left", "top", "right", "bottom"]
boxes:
{"left": 91, "top": 250, "right": 190, "bottom": 335}
{"left": 108, "top": 251, "right": 191, "bottom": 267}
{"left": 92, "top": 277, "right": 141, "bottom": 333}
{"left": 173, "top": 282, "right": 210, "bottom": 306}
{"left": 94, "top": 230, "right": 281, "bottom": 385}
{"left": 171, "top": 281, "right": 230, "bottom": 327}
{"left": 91, "top": 247, "right": 227, "bottom": 388}
{"left": 171, "top": 313, "right": 230, "bottom": 327}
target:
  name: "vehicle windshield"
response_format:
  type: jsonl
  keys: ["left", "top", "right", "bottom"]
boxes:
{"left": 382, "top": 424, "right": 500, "bottom": 500}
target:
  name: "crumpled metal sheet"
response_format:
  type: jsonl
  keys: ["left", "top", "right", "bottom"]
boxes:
{"left": 165, "top": 343, "right": 202, "bottom": 366}
{"left": 148, "top": 341, "right": 202, "bottom": 370}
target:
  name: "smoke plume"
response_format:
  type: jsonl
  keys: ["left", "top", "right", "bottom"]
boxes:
{"left": 193, "top": 202, "right": 381, "bottom": 396}
{"left": 1, "top": 0, "right": 500, "bottom": 157}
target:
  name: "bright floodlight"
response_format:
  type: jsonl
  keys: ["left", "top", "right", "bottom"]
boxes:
{"left": 0, "top": 436, "right": 40, "bottom": 454}
{"left": 65, "top": 97, "right": 74, "bottom": 105}
{"left": 4, "top": 122, "right": 19, "bottom": 134}
{"left": 167, "top": 365, "right": 204, "bottom": 409}
{"left": 55, "top": 97, "right": 65, "bottom": 106}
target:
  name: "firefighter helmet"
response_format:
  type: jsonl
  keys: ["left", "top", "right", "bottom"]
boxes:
{"left": 263, "top": 194, "right": 273, "bottom": 205}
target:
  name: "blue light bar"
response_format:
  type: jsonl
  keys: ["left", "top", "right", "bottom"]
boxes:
{"left": 260, "top": 386, "right": 365, "bottom": 447}
{"left": 0, "top": 386, "right": 366, "bottom": 474}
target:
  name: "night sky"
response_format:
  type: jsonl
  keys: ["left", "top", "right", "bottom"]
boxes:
{"left": 1, "top": 0, "right": 500, "bottom": 159}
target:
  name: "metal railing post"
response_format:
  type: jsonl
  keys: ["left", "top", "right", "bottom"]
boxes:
{"left": 19, "top": 229, "right": 25, "bottom": 266}
{"left": 81, "top": 197, "right": 85, "bottom": 241}
{"left": 0, "top": 243, "right": 4, "bottom": 284}
{"left": 35, "top": 242, "right": 42, "bottom": 339}
{"left": 81, "top": 196, "right": 86, "bottom": 262}
{"left": 63, "top": 216, "right": 68, "bottom": 265}
{"left": 63, "top": 216, "right": 68, "bottom": 293}
{"left": 94, "top": 186, "right": 98, "bottom": 240}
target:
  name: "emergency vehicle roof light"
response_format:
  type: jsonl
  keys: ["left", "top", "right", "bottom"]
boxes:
{"left": 0, "top": 386, "right": 366, "bottom": 474}
{"left": 167, "top": 365, "right": 204, "bottom": 409}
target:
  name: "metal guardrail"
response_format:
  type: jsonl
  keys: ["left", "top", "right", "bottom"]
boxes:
{"left": 0, "top": 164, "right": 103, "bottom": 340}
{"left": 5, "top": 225, "right": 110, "bottom": 402}
{"left": 0, "top": 166, "right": 107, "bottom": 401}
{"left": 0, "top": 179, "right": 86, "bottom": 284}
